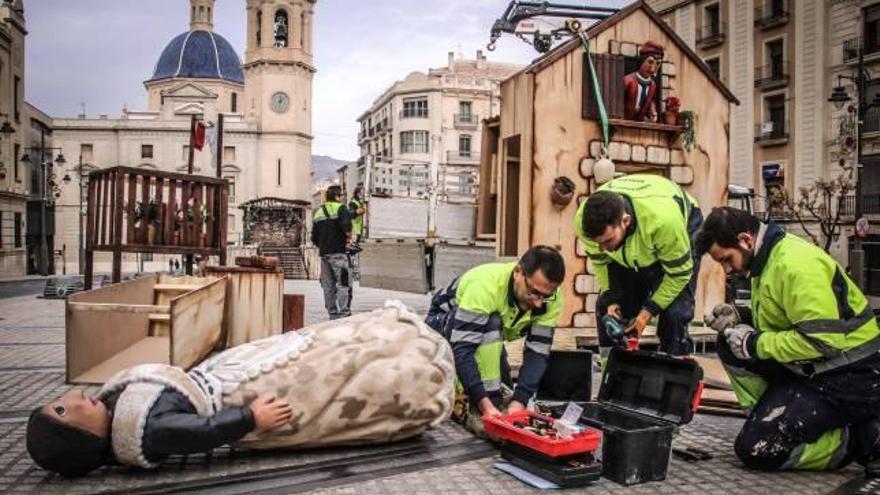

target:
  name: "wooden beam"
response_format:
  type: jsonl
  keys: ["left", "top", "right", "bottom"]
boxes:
{"left": 68, "top": 303, "right": 170, "bottom": 314}
{"left": 153, "top": 284, "right": 202, "bottom": 292}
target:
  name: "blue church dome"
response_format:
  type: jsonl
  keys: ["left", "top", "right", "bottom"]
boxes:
{"left": 148, "top": 30, "right": 244, "bottom": 84}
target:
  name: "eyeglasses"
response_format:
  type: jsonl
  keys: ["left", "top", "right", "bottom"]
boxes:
{"left": 521, "top": 270, "right": 556, "bottom": 302}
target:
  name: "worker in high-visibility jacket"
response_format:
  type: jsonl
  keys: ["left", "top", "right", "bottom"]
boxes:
{"left": 698, "top": 206, "right": 880, "bottom": 477}
{"left": 574, "top": 174, "right": 703, "bottom": 359}
{"left": 348, "top": 186, "right": 366, "bottom": 242}
{"left": 425, "top": 246, "right": 565, "bottom": 434}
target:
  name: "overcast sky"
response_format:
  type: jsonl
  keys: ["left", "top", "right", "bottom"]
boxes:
{"left": 25, "top": 0, "right": 625, "bottom": 160}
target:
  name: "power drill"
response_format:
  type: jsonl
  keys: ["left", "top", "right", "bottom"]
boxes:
{"left": 601, "top": 314, "right": 639, "bottom": 351}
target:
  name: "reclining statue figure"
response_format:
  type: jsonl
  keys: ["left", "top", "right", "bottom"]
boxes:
{"left": 26, "top": 301, "right": 455, "bottom": 477}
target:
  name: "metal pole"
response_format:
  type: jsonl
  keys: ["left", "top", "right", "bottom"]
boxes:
{"left": 39, "top": 128, "right": 49, "bottom": 276}
{"left": 185, "top": 114, "right": 196, "bottom": 275}
{"left": 363, "top": 153, "right": 373, "bottom": 238}
{"left": 78, "top": 155, "right": 85, "bottom": 275}
{"left": 427, "top": 135, "right": 440, "bottom": 238}
{"left": 852, "top": 45, "right": 866, "bottom": 290}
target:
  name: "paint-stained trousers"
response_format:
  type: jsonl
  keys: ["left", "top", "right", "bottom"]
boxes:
{"left": 320, "top": 253, "right": 352, "bottom": 320}
{"left": 718, "top": 335, "right": 880, "bottom": 471}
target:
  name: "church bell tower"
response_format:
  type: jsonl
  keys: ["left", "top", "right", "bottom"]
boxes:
{"left": 243, "top": 0, "right": 315, "bottom": 202}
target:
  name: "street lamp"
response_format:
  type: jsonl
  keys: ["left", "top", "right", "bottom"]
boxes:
{"left": 21, "top": 140, "right": 66, "bottom": 277}
{"left": 828, "top": 43, "right": 880, "bottom": 291}
{"left": 60, "top": 155, "right": 90, "bottom": 275}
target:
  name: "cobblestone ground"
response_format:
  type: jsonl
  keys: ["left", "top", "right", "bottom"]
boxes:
{"left": 0, "top": 280, "right": 866, "bottom": 494}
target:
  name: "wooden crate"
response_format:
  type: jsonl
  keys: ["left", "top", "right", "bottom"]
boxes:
{"left": 65, "top": 274, "right": 227, "bottom": 384}
{"left": 204, "top": 266, "right": 284, "bottom": 347}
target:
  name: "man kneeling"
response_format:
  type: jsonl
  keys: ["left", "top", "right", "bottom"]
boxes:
{"left": 697, "top": 207, "right": 880, "bottom": 477}
{"left": 425, "top": 245, "right": 565, "bottom": 435}
{"left": 27, "top": 302, "right": 454, "bottom": 477}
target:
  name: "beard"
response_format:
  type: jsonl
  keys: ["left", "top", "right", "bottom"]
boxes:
{"left": 737, "top": 245, "right": 755, "bottom": 275}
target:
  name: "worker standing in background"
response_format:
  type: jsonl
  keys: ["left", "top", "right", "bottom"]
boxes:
{"left": 698, "top": 206, "right": 880, "bottom": 477}
{"left": 311, "top": 185, "right": 353, "bottom": 320}
{"left": 349, "top": 185, "right": 366, "bottom": 243}
{"left": 425, "top": 246, "right": 565, "bottom": 436}
{"left": 574, "top": 174, "right": 703, "bottom": 361}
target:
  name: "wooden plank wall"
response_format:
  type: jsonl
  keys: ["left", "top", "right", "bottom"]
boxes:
{"left": 170, "top": 277, "right": 227, "bottom": 370}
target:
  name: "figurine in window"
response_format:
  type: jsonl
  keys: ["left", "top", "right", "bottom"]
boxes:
{"left": 623, "top": 41, "right": 664, "bottom": 122}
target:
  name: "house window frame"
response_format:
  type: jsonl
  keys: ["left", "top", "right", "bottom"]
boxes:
{"left": 141, "top": 144, "right": 154, "bottom": 160}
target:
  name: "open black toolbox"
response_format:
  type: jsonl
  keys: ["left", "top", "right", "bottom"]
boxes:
{"left": 545, "top": 347, "right": 704, "bottom": 486}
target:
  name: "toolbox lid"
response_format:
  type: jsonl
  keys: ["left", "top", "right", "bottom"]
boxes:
{"left": 598, "top": 348, "right": 704, "bottom": 425}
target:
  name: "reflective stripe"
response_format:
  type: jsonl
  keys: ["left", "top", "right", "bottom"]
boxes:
{"left": 451, "top": 329, "right": 501, "bottom": 345}
{"left": 483, "top": 378, "right": 501, "bottom": 392}
{"left": 525, "top": 340, "right": 551, "bottom": 355}
{"left": 780, "top": 444, "right": 806, "bottom": 470}
{"left": 531, "top": 324, "right": 554, "bottom": 338}
{"left": 454, "top": 308, "right": 490, "bottom": 325}
{"left": 665, "top": 268, "right": 693, "bottom": 277}
{"left": 827, "top": 427, "right": 850, "bottom": 469}
{"left": 796, "top": 307, "right": 875, "bottom": 335}
{"left": 450, "top": 330, "right": 482, "bottom": 344}
{"left": 784, "top": 335, "right": 880, "bottom": 376}
{"left": 660, "top": 252, "right": 691, "bottom": 269}
{"left": 591, "top": 253, "right": 610, "bottom": 262}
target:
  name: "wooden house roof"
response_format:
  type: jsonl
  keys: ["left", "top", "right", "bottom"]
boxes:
{"left": 521, "top": 0, "right": 739, "bottom": 105}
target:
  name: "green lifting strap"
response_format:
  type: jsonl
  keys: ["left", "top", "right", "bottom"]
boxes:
{"left": 577, "top": 31, "right": 610, "bottom": 150}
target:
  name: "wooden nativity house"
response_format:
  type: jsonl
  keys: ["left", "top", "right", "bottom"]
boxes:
{"left": 476, "top": 0, "right": 739, "bottom": 338}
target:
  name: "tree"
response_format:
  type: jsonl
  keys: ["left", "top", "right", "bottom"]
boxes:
{"left": 773, "top": 165, "right": 856, "bottom": 253}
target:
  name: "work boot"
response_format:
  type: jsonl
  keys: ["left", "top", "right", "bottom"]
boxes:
{"left": 854, "top": 417, "right": 880, "bottom": 478}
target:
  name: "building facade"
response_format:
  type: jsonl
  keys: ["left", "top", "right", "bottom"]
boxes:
{"left": 356, "top": 51, "right": 521, "bottom": 204}
{"left": 0, "top": 0, "right": 27, "bottom": 277}
{"left": 647, "top": 0, "right": 880, "bottom": 297}
{"left": 49, "top": 0, "right": 315, "bottom": 275}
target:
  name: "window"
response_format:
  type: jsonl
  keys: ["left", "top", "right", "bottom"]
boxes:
{"left": 14, "top": 212, "right": 21, "bottom": 248}
{"left": 459, "top": 134, "right": 472, "bottom": 157}
{"left": 400, "top": 131, "right": 429, "bottom": 153}
{"left": 760, "top": 94, "right": 787, "bottom": 140}
{"left": 277, "top": 159, "right": 282, "bottom": 185}
{"left": 14, "top": 144, "right": 20, "bottom": 182}
{"left": 256, "top": 11, "right": 262, "bottom": 47}
{"left": 705, "top": 57, "right": 720, "bottom": 78}
{"left": 182, "top": 145, "right": 190, "bottom": 160}
{"left": 582, "top": 53, "right": 662, "bottom": 121}
{"left": 867, "top": 4, "right": 880, "bottom": 54}
{"left": 767, "top": 39, "right": 784, "bottom": 78}
{"left": 459, "top": 101, "right": 472, "bottom": 116}
{"left": 231, "top": 92, "right": 238, "bottom": 113}
{"left": 402, "top": 97, "right": 428, "bottom": 118}
{"left": 705, "top": 3, "right": 720, "bottom": 35}
{"left": 224, "top": 146, "right": 236, "bottom": 162}
{"left": 273, "top": 9, "right": 289, "bottom": 47}
{"left": 80, "top": 143, "right": 93, "bottom": 163}
{"left": 141, "top": 144, "right": 153, "bottom": 159}
{"left": 225, "top": 175, "right": 236, "bottom": 204}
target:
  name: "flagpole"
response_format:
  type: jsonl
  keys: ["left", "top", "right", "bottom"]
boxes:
{"left": 185, "top": 114, "right": 197, "bottom": 274}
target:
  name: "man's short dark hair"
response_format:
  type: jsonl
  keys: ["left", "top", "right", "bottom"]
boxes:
{"left": 326, "top": 185, "right": 342, "bottom": 202}
{"left": 520, "top": 245, "right": 565, "bottom": 284}
{"left": 694, "top": 207, "right": 762, "bottom": 255}
{"left": 581, "top": 191, "right": 626, "bottom": 238}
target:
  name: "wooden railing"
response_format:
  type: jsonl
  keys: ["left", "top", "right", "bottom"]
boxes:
{"left": 85, "top": 166, "right": 228, "bottom": 287}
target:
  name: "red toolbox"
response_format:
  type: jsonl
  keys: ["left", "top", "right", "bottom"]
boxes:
{"left": 483, "top": 410, "right": 602, "bottom": 457}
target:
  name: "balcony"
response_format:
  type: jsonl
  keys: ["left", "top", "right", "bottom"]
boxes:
{"left": 839, "top": 194, "right": 857, "bottom": 219}
{"left": 399, "top": 110, "right": 429, "bottom": 119}
{"left": 754, "top": 121, "right": 789, "bottom": 146}
{"left": 454, "top": 113, "right": 479, "bottom": 129}
{"left": 754, "top": 62, "right": 789, "bottom": 90}
{"left": 696, "top": 22, "right": 726, "bottom": 49}
{"left": 380, "top": 118, "right": 392, "bottom": 133}
{"left": 376, "top": 152, "right": 393, "bottom": 163}
{"left": 754, "top": 1, "right": 789, "bottom": 30}
{"left": 446, "top": 150, "right": 481, "bottom": 163}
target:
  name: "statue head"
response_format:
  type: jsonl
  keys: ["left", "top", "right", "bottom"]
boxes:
{"left": 637, "top": 41, "right": 664, "bottom": 78}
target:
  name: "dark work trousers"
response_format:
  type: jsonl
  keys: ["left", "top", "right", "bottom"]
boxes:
{"left": 596, "top": 208, "right": 704, "bottom": 356}
{"left": 718, "top": 336, "right": 880, "bottom": 471}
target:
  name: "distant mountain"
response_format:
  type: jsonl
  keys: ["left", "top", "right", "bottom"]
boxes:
{"left": 311, "top": 155, "right": 349, "bottom": 183}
